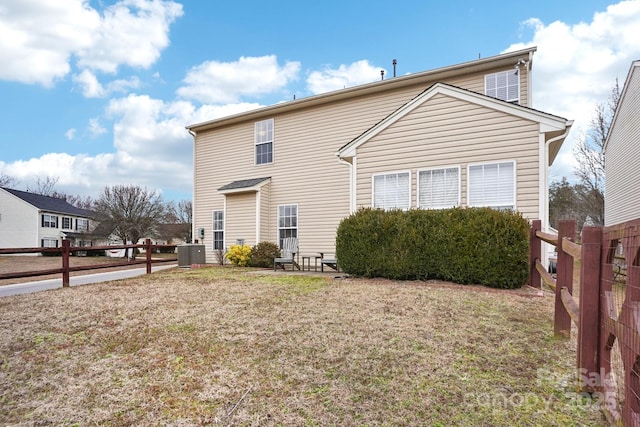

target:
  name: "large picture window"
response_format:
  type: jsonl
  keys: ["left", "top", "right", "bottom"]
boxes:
{"left": 372, "top": 171, "right": 411, "bottom": 210}
{"left": 485, "top": 71, "right": 519, "bottom": 103}
{"left": 41, "top": 238, "right": 58, "bottom": 248}
{"left": 418, "top": 167, "right": 460, "bottom": 209}
{"left": 255, "top": 118, "right": 273, "bottom": 165}
{"left": 213, "top": 210, "right": 224, "bottom": 250}
{"left": 468, "top": 161, "right": 515, "bottom": 210}
{"left": 278, "top": 204, "right": 298, "bottom": 248}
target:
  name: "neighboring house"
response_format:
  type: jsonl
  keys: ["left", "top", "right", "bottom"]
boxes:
{"left": 604, "top": 60, "right": 640, "bottom": 227}
{"left": 187, "top": 46, "right": 573, "bottom": 262}
{"left": 0, "top": 187, "right": 96, "bottom": 250}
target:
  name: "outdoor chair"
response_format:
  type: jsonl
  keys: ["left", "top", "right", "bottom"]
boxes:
{"left": 320, "top": 253, "right": 339, "bottom": 272}
{"left": 274, "top": 237, "right": 300, "bottom": 271}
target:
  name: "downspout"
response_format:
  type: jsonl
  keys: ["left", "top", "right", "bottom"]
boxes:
{"left": 337, "top": 155, "right": 355, "bottom": 213}
{"left": 541, "top": 121, "right": 573, "bottom": 267}
{"left": 188, "top": 129, "right": 197, "bottom": 244}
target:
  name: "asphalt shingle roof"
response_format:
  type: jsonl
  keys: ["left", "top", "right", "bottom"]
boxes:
{"left": 217, "top": 177, "right": 270, "bottom": 192}
{"left": 1, "top": 187, "right": 94, "bottom": 218}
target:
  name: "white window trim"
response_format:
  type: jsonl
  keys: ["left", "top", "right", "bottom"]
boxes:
{"left": 484, "top": 70, "right": 520, "bottom": 104}
{"left": 371, "top": 170, "right": 412, "bottom": 210}
{"left": 467, "top": 160, "right": 517, "bottom": 210}
{"left": 254, "top": 118, "right": 274, "bottom": 165}
{"left": 417, "top": 165, "right": 461, "bottom": 209}
{"left": 76, "top": 218, "right": 89, "bottom": 231}
{"left": 277, "top": 203, "right": 298, "bottom": 248}
{"left": 212, "top": 210, "right": 224, "bottom": 251}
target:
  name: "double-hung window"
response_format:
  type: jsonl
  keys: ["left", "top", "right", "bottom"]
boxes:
{"left": 372, "top": 172, "right": 411, "bottom": 210}
{"left": 213, "top": 210, "right": 224, "bottom": 250}
{"left": 277, "top": 204, "right": 297, "bottom": 248}
{"left": 42, "top": 214, "right": 58, "bottom": 228}
{"left": 62, "top": 217, "right": 72, "bottom": 230}
{"left": 468, "top": 161, "right": 516, "bottom": 210}
{"left": 41, "top": 238, "right": 58, "bottom": 248}
{"left": 76, "top": 218, "right": 89, "bottom": 231}
{"left": 485, "top": 71, "right": 519, "bottom": 103}
{"left": 255, "top": 119, "right": 273, "bottom": 165}
{"left": 418, "top": 167, "right": 460, "bottom": 209}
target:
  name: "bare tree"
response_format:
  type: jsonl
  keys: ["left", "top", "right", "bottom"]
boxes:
{"left": 50, "top": 192, "right": 95, "bottom": 210}
{"left": 572, "top": 80, "right": 620, "bottom": 226}
{"left": 94, "top": 185, "right": 166, "bottom": 257}
{"left": 0, "top": 173, "right": 18, "bottom": 188}
{"left": 164, "top": 199, "right": 193, "bottom": 243}
{"left": 27, "top": 176, "right": 60, "bottom": 196}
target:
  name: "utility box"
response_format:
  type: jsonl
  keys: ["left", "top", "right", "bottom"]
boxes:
{"left": 178, "top": 244, "right": 206, "bottom": 267}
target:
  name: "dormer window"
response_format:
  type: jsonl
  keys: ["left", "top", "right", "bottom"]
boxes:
{"left": 485, "top": 71, "right": 519, "bottom": 104}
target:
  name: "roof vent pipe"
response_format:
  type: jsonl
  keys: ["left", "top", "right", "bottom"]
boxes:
{"left": 393, "top": 59, "right": 397, "bottom": 77}
{"left": 380, "top": 70, "right": 385, "bottom": 80}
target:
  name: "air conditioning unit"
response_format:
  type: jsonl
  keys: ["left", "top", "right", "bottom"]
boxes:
{"left": 177, "top": 244, "right": 205, "bottom": 267}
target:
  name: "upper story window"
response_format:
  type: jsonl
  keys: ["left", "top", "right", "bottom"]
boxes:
{"left": 373, "top": 171, "right": 411, "bottom": 210}
{"left": 418, "top": 166, "right": 460, "bottom": 209}
{"left": 62, "top": 217, "right": 72, "bottom": 230}
{"left": 255, "top": 119, "right": 274, "bottom": 165}
{"left": 76, "top": 218, "right": 89, "bottom": 231}
{"left": 485, "top": 71, "right": 519, "bottom": 104}
{"left": 468, "top": 161, "right": 516, "bottom": 210}
{"left": 42, "top": 214, "right": 58, "bottom": 228}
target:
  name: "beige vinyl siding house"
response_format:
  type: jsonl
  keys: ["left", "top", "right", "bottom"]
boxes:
{"left": 604, "top": 60, "right": 640, "bottom": 226}
{"left": 188, "top": 46, "right": 571, "bottom": 263}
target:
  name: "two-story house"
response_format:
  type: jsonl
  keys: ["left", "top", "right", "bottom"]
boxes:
{"left": 187, "top": 46, "right": 573, "bottom": 263}
{"left": 604, "top": 60, "right": 640, "bottom": 227}
{"left": 0, "top": 187, "right": 96, "bottom": 250}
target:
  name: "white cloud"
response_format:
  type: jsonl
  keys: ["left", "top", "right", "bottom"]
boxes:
{"left": 73, "top": 70, "right": 105, "bottom": 98}
{"left": 76, "top": 0, "right": 184, "bottom": 73}
{"left": 0, "top": 91, "right": 262, "bottom": 198}
{"left": 65, "top": 128, "right": 76, "bottom": 140}
{"left": 88, "top": 118, "right": 107, "bottom": 138}
{"left": 504, "top": 0, "right": 640, "bottom": 182}
{"left": 177, "top": 55, "right": 301, "bottom": 104}
{"left": 0, "top": 0, "right": 182, "bottom": 87}
{"left": 306, "top": 60, "right": 385, "bottom": 94}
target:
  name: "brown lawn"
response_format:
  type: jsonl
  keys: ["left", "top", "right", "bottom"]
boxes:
{"left": 0, "top": 266, "right": 605, "bottom": 426}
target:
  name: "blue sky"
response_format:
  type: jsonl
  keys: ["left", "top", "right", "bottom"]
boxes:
{"left": 1, "top": 0, "right": 639, "bottom": 202}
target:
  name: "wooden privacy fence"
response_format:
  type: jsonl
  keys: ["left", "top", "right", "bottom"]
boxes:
{"left": 0, "top": 239, "right": 177, "bottom": 287}
{"left": 530, "top": 218, "right": 640, "bottom": 426}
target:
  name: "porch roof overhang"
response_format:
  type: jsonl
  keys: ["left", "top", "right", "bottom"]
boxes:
{"left": 217, "top": 177, "right": 271, "bottom": 194}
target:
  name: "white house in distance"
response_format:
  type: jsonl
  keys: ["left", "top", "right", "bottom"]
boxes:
{"left": 0, "top": 187, "right": 96, "bottom": 250}
{"left": 186, "top": 46, "right": 573, "bottom": 263}
{"left": 604, "top": 60, "right": 640, "bottom": 227}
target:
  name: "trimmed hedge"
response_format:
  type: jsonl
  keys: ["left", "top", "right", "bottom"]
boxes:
{"left": 335, "top": 207, "right": 530, "bottom": 289}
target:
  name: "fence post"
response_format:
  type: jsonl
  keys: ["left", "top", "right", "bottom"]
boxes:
{"left": 530, "top": 219, "right": 542, "bottom": 289}
{"left": 146, "top": 239, "right": 152, "bottom": 274}
{"left": 555, "top": 220, "right": 575, "bottom": 338}
{"left": 62, "top": 239, "right": 70, "bottom": 287}
{"left": 577, "top": 226, "right": 601, "bottom": 390}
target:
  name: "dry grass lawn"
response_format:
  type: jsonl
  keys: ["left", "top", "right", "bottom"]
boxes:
{"left": 0, "top": 266, "right": 605, "bottom": 426}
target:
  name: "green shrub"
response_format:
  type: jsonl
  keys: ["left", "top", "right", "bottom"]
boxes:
{"left": 225, "top": 244, "right": 252, "bottom": 267}
{"left": 249, "top": 241, "right": 281, "bottom": 268}
{"left": 336, "top": 207, "right": 530, "bottom": 289}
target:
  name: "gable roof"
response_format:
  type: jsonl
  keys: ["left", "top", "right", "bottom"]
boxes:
{"left": 336, "top": 82, "right": 572, "bottom": 164}
{"left": 1, "top": 187, "right": 94, "bottom": 218}
{"left": 186, "top": 47, "right": 538, "bottom": 133}
{"left": 604, "top": 60, "right": 640, "bottom": 152}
